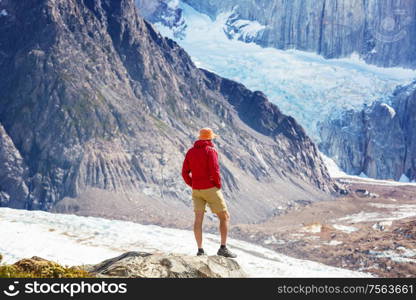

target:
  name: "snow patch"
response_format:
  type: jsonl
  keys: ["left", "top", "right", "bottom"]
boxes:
{"left": 332, "top": 224, "right": 358, "bottom": 233}
{"left": 301, "top": 223, "right": 322, "bottom": 233}
{"left": 338, "top": 204, "right": 416, "bottom": 223}
{"left": 263, "top": 235, "right": 285, "bottom": 245}
{"left": 325, "top": 240, "right": 343, "bottom": 246}
{"left": 0, "top": 9, "right": 7, "bottom": 16}
{"left": 337, "top": 176, "right": 416, "bottom": 187}
{"left": 380, "top": 103, "right": 396, "bottom": 118}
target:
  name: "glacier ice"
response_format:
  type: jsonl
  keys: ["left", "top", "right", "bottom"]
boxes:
{"left": 154, "top": 2, "right": 416, "bottom": 141}
{"left": 399, "top": 174, "right": 410, "bottom": 183}
{"left": 224, "top": 11, "right": 267, "bottom": 42}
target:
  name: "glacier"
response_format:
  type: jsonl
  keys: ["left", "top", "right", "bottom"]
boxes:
{"left": 154, "top": 2, "right": 416, "bottom": 141}
{"left": 224, "top": 11, "right": 267, "bottom": 42}
{"left": 0, "top": 208, "right": 370, "bottom": 277}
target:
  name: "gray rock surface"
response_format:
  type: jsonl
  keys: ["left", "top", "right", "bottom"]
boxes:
{"left": 0, "top": 124, "right": 29, "bottom": 208}
{"left": 170, "top": 0, "right": 416, "bottom": 68}
{"left": 319, "top": 81, "right": 416, "bottom": 181}
{"left": 84, "top": 251, "right": 246, "bottom": 278}
{"left": 0, "top": 0, "right": 337, "bottom": 226}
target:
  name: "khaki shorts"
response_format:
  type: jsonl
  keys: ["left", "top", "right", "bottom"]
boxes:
{"left": 192, "top": 187, "right": 227, "bottom": 214}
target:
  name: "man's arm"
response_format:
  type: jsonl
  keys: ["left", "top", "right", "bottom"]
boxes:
{"left": 207, "top": 147, "right": 222, "bottom": 189}
{"left": 181, "top": 152, "right": 193, "bottom": 187}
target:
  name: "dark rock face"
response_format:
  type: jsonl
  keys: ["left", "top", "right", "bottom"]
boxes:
{"left": 181, "top": 0, "right": 416, "bottom": 68}
{"left": 0, "top": 0, "right": 336, "bottom": 225}
{"left": 0, "top": 125, "right": 29, "bottom": 208}
{"left": 319, "top": 81, "right": 416, "bottom": 181}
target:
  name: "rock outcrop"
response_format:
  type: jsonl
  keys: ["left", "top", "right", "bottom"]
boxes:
{"left": 145, "top": 0, "right": 416, "bottom": 69}
{"left": 84, "top": 251, "right": 246, "bottom": 278}
{"left": 319, "top": 81, "right": 416, "bottom": 181}
{"left": 0, "top": 124, "right": 29, "bottom": 208}
{"left": 0, "top": 0, "right": 337, "bottom": 225}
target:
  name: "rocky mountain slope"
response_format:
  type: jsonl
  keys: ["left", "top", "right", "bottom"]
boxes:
{"left": 319, "top": 81, "right": 416, "bottom": 181}
{"left": 0, "top": 0, "right": 338, "bottom": 225}
{"left": 178, "top": 0, "right": 416, "bottom": 69}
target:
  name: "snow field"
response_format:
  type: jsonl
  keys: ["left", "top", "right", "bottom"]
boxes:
{"left": 0, "top": 208, "right": 370, "bottom": 277}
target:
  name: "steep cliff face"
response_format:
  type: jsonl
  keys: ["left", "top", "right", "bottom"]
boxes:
{"left": 180, "top": 0, "right": 416, "bottom": 69}
{"left": 0, "top": 125, "right": 29, "bottom": 208}
{"left": 0, "top": 0, "right": 337, "bottom": 225}
{"left": 319, "top": 81, "right": 416, "bottom": 181}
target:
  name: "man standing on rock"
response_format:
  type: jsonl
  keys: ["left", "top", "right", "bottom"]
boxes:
{"left": 182, "top": 128, "right": 237, "bottom": 258}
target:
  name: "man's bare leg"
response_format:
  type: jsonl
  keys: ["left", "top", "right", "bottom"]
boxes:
{"left": 216, "top": 211, "right": 230, "bottom": 246}
{"left": 216, "top": 211, "right": 237, "bottom": 258}
{"left": 194, "top": 211, "right": 205, "bottom": 249}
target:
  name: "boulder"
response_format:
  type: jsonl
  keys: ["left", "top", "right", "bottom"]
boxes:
{"left": 84, "top": 251, "right": 246, "bottom": 278}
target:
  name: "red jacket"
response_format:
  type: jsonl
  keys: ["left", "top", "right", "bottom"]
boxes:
{"left": 182, "top": 140, "right": 222, "bottom": 189}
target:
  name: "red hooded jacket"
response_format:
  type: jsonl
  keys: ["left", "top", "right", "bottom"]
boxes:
{"left": 182, "top": 140, "right": 222, "bottom": 189}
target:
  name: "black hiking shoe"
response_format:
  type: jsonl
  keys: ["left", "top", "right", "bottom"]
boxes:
{"left": 217, "top": 246, "right": 237, "bottom": 258}
{"left": 197, "top": 249, "right": 206, "bottom": 256}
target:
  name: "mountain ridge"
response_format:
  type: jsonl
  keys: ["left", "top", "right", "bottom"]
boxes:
{"left": 0, "top": 0, "right": 337, "bottom": 225}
